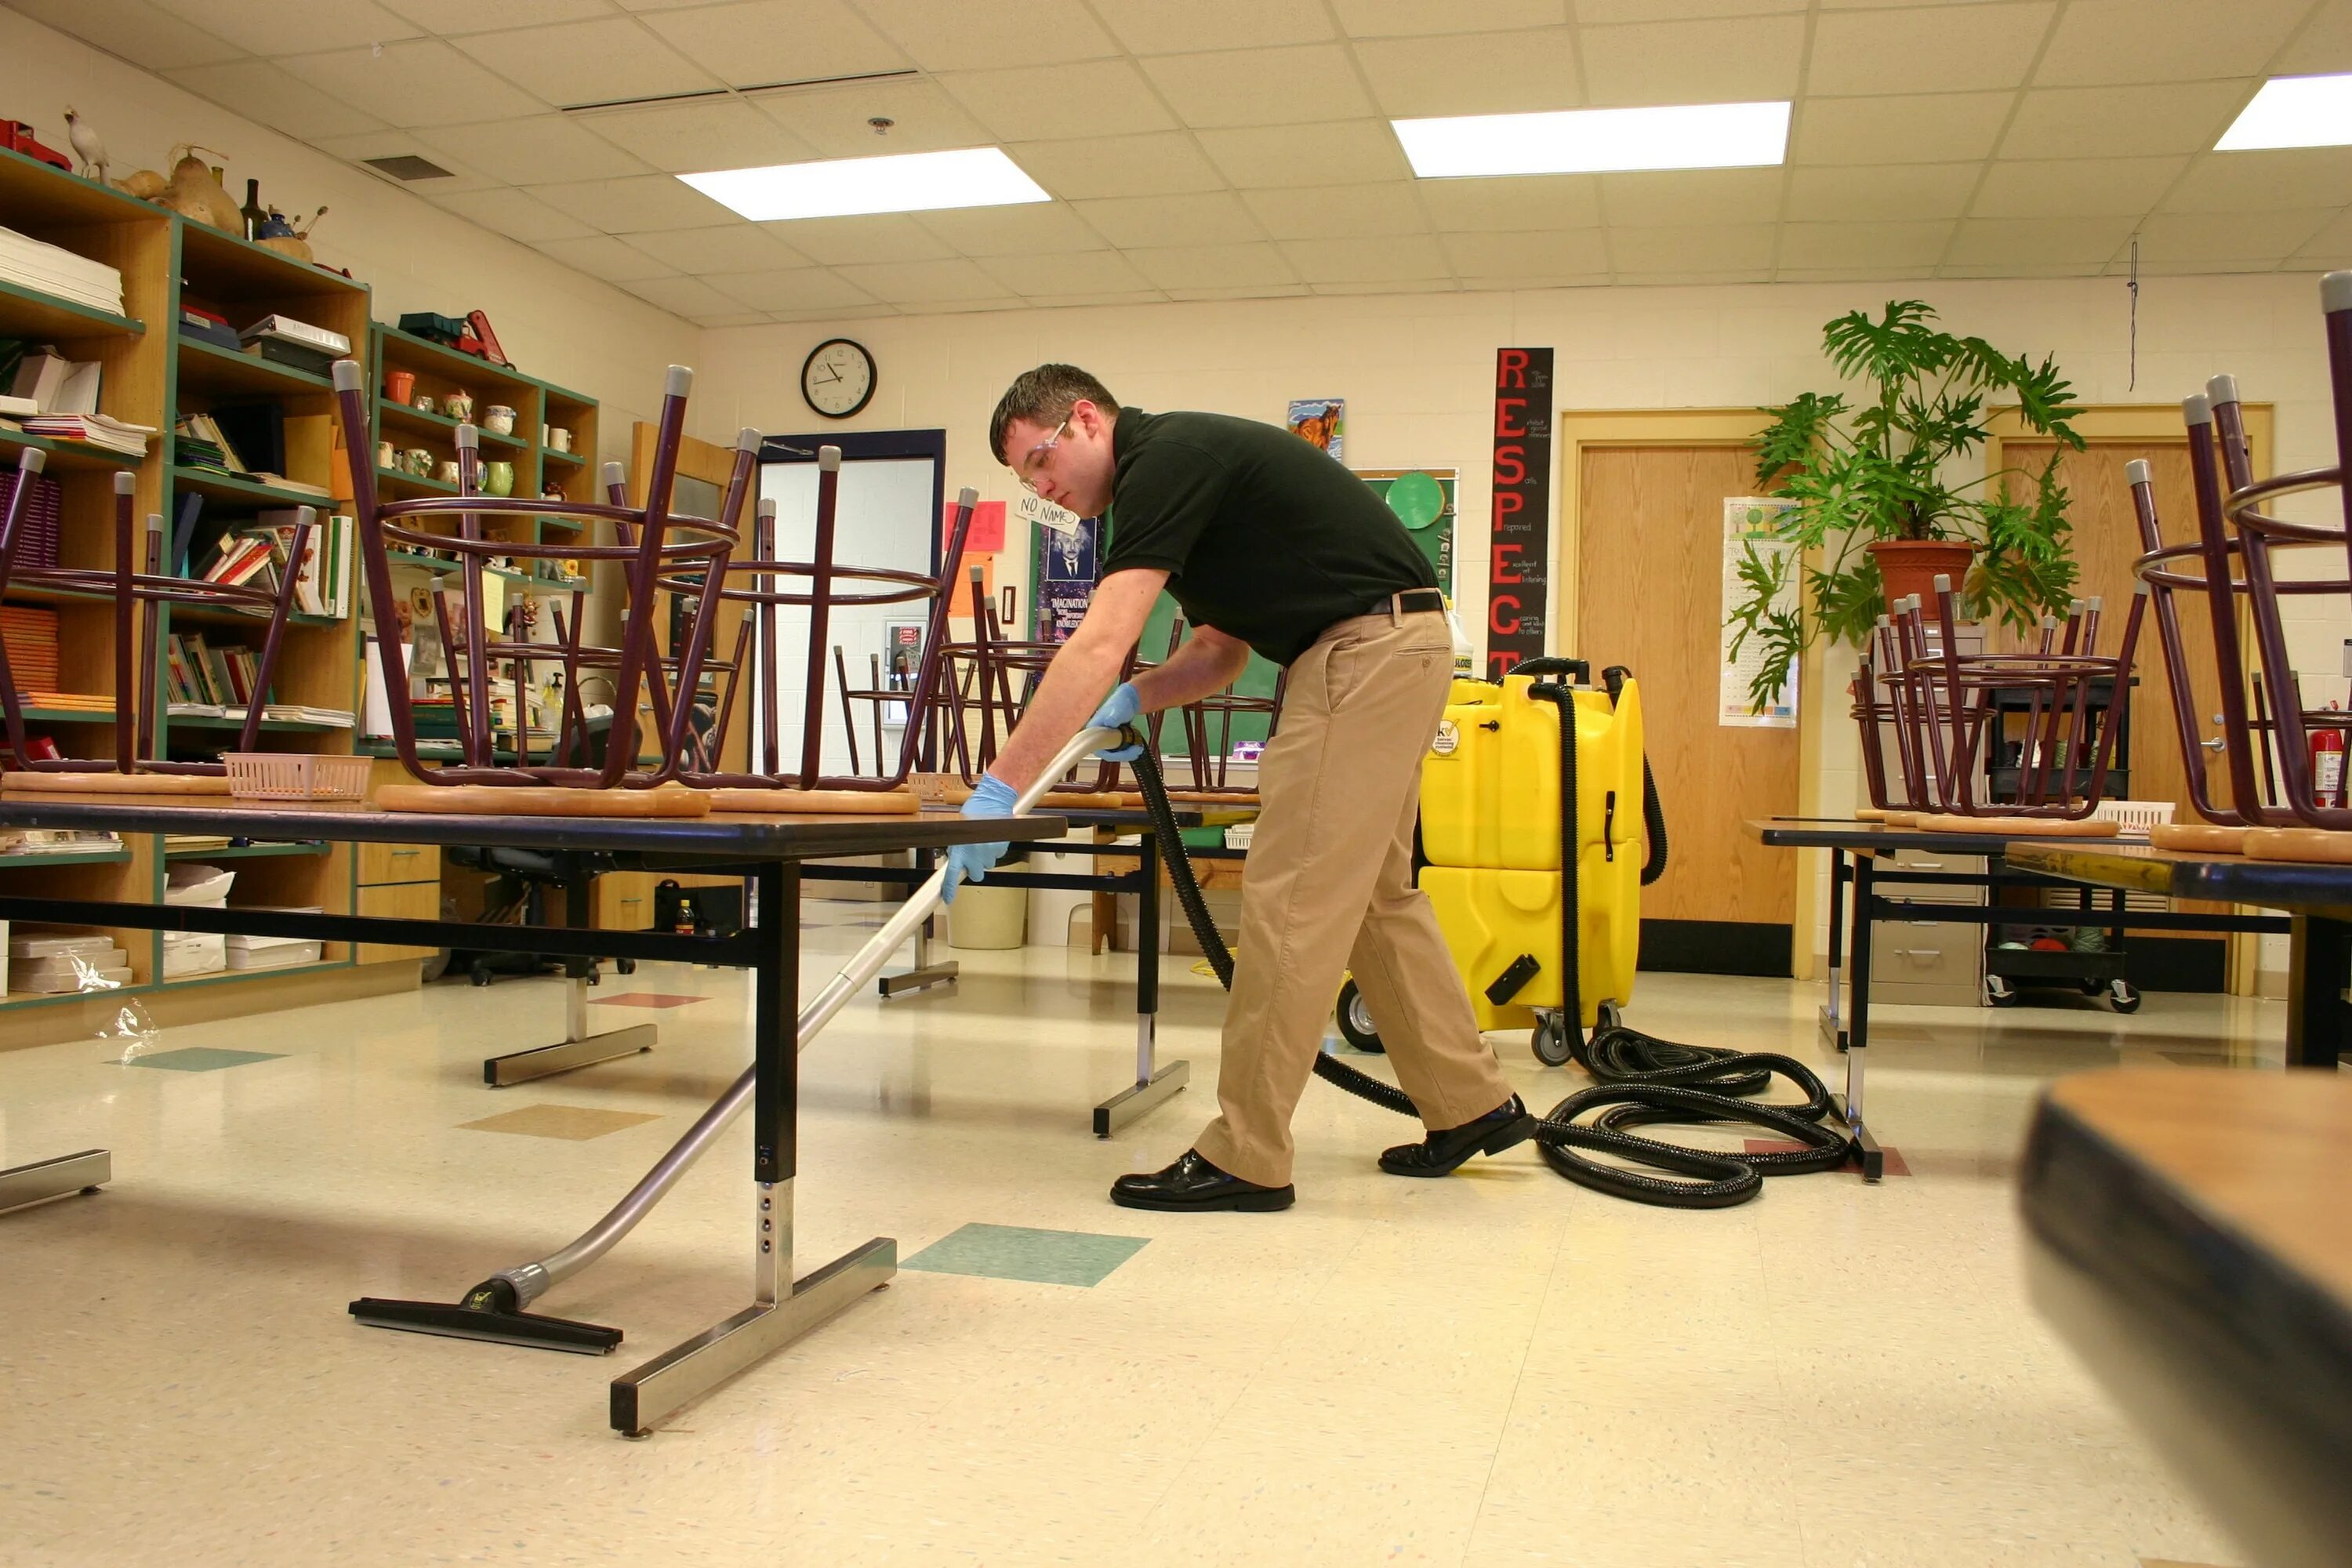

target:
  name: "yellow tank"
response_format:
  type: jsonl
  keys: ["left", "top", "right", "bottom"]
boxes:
{"left": 1415, "top": 671, "right": 1646, "bottom": 1028}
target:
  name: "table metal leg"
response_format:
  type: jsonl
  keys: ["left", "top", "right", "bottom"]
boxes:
{"left": 0, "top": 1149, "right": 111, "bottom": 1217}
{"left": 1820, "top": 849, "right": 1849, "bottom": 1051}
{"left": 482, "top": 877, "right": 655, "bottom": 1087}
{"left": 2285, "top": 913, "right": 2350, "bottom": 1070}
{"left": 612, "top": 862, "right": 894, "bottom": 1438}
{"left": 1094, "top": 831, "right": 1189, "bottom": 1137}
{"left": 1833, "top": 855, "right": 1885, "bottom": 1181}
{"left": 879, "top": 847, "right": 959, "bottom": 1000}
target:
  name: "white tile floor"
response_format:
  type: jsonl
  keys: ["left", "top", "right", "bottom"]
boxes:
{"left": 0, "top": 908, "right": 2263, "bottom": 1567}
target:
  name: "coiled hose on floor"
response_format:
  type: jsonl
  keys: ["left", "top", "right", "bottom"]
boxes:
{"left": 1125, "top": 712, "right": 1852, "bottom": 1209}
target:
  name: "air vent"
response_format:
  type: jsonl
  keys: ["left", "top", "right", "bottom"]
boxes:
{"left": 362, "top": 154, "right": 456, "bottom": 182}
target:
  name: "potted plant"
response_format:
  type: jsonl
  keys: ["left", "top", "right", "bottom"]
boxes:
{"left": 1725, "top": 299, "right": 2085, "bottom": 713}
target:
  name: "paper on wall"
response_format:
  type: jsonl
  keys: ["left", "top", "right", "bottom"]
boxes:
{"left": 1721, "top": 497, "right": 1798, "bottom": 729}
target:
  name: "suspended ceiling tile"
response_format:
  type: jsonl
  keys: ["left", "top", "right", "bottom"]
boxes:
{"left": 1938, "top": 260, "right": 2108, "bottom": 278}
{"left": 1330, "top": 0, "right": 1564, "bottom": 38}
{"left": 768, "top": 302, "right": 902, "bottom": 321}
{"left": 696, "top": 314, "right": 771, "bottom": 328}
{"left": 759, "top": 77, "right": 993, "bottom": 158}
{"left": 911, "top": 202, "right": 1112, "bottom": 257}
{"left": 1579, "top": 16, "right": 1806, "bottom": 106}
{"left": 1240, "top": 183, "right": 1432, "bottom": 241}
{"left": 702, "top": 267, "right": 880, "bottom": 311}
{"left": 149, "top": 0, "right": 420, "bottom": 56}
{"left": 1775, "top": 266, "right": 1933, "bottom": 282}
{"left": 1578, "top": 0, "right": 1803, "bottom": 17}
{"left": 1196, "top": 121, "right": 1414, "bottom": 189}
{"left": 525, "top": 173, "right": 738, "bottom": 233}
{"left": 2277, "top": 2, "right": 2352, "bottom": 73}
{"left": 1944, "top": 215, "right": 2136, "bottom": 268}
{"left": 529, "top": 234, "right": 681, "bottom": 282}
{"left": 1776, "top": 220, "right": 1955, "bottom": 270}
{"left": 1439, "top": 229, "right": 1610, "bottom": 278}
{"left": 938, "top": 60, "right": 1178, "bottom": 142}
{"left": 973, "top": 249, "right": 1156, "bottom": 297}
{"left": 1309, "top": 278, "right": 1464, "bottom": 296}
{"left": 451, "top": 18, "right": 723, "bottom": 108}
{"left": 162, "top": 61, "right": 387, "bottom": 141}
{"left": 2133, "top": 209, "right": 2338, "bottom": 263}
{"left": 314, "top": 129, "right": 502, "bottom": 193}
{"left": 426, "top": 185, "right": 600, "bottom": 243}
{"left": 1003, "top": 133, "right": 1229, "bottom": 200}
{"left": 829, "top": 256, "right": 1018, "bottom": 303}
{"left": 1791, "top": 93, "right": 2016, "bottom": 165}
{"left": 2292, "top": 211, "right": 2352, "bottom": 262}
{"left": 1783, "top": 163, "right": 1980, "bottom": 223}
{"left": 757, "top": 213, "right": 958, "bottom": 265}
{"left": 1354, "top": 28, "right": 1583, "bottom": 118}
{"left": 622, "top": 223, "right": 812, "bottom": 273}
{"left": 621, "top": 274, "right": 755, "bottom": 318}
{"left": 1416, "top": 174, "right": 1602, "bottom": 232}
{"left": 1018, "top": 289, "right": 1171, "bottom": 308}
{"left": 1163, "top": 282, "right": 1313, "bottom": 302}
{"left": 1276, "top": 235, "right": 1454, "bottom": 284}
{"left": 2121, "top": 256, "right": 2290, "bottom": 277}
{"left": 1125, "top": 241, "right": 1303, "bottom": 290}
{"left": 417, "top": 116, "right": 652, "bottom": 186}
{"left": 575, "top": 100, "right": 819, "bottom": 174}
{"left": 641, "top": 0, "right": 909, "bottom": 86}
{"left": 7, "top": 0, "right": 245, "bottom": 71}
{"left": 855, "top": 0, "right": 1119, "bottom": 71}
{"left": 1971, "top": 157, "right": 2187, "bottom": 220}
{"left": 1610, "top": 223, "right": 1777, "bottom": 273}
{"left": 2032, "top": 0, "right": 2311, "bottom": 88}
{"left": 378, "top": 0, "right": 613, "bottom": 34}
{"left": 1068, "top": 191, "right": 1264, "bottom": 249}
{"left": 2000, "top": 82, "right": 2258, "bottom": 159}
{"left": 276, "top": 41, "right": 547, "bottom": 129}
{"left": 1808, "top": 4, "right": 2057, "bottom": 96}
{"left": 1091, "top": 0, "right": 1337, "bottom": 55}
{"left": 2164, "top": 148, "right": 2352, "bottom": 213}
{"left": 1140, "top": 45, "right": 1377, "bottom": 129}
{"left": 1599, "top": 168, "right": 1784, "bottom": 227}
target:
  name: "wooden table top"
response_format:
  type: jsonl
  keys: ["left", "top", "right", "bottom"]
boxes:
{"left": 2006, "top": 840, "right": 2352, "bottom": 915}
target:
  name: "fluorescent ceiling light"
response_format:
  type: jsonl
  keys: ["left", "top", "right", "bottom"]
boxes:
{"left": 2216, "top": 73, "right": 2352, "bottom": 151}
{"left": 1394, "top": 101, "right": 1789, "bottom": 178}
{"left": 679, "top": 147, "right": 1048, "bottom": 221}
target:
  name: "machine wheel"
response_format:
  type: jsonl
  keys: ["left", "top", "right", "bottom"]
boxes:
{"left": 470, "top": 967, "right": 493, "bottom": 988}
{"left": 1983, "top": 973, "right": 2020, "bottom": 1007}
{"left": 1532, "top": 1013, "right": 1576, "bottom": 1067}
{"left": 2078, "top": 977, "right": 2105, "bottom": 996}
{"left": 619, "top": 959, "right": 637, "bottom": 975}
{"left": 1596, "top": 1001, "right": 1624, "bottom": 1033}
{"left": 1335, "top": 979, "right": 1385, "bottom": 1053}
{"left": 2108, "top": 979, "right": 2142, "bottom": 1014}
{"left": 419, "top": 949, "right": 452, "bottom": 984}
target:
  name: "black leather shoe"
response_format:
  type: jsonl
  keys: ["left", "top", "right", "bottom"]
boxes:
{"left": 1111, "top": 1150, "right": 1295, "bottom": 1212}
{"left": 1379, "top": 1096, "right": 1537, "bottom": 1177}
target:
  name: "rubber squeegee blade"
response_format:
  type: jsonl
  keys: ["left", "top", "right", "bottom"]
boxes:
{"left": 347, "top": 1276, "right": 622, "bottom": 1354}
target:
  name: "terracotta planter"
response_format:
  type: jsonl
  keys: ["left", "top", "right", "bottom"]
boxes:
{"left": 1867, "top": 539, "right": 1976, "bottom": 609}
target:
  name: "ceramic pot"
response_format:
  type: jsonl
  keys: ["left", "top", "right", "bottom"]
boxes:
{"left": 436, "top": 460, "right": 462, "bottom": 486}
{"left": 484, "top": 460, "right": 515, "bottom": 498}
{"left": 445, "top": 389, "right": 474, "bottom": 423}
{"left": 385, "top": 370, "right": 415, "bottom": 404}
{"left": 412, "top": 393, "right": 435, "bottom": 417}
{"left": 376, "top": 441, "right": 395, "bottom": 470}
{"left": 1867, "top": 539, "right": 1977, "bottom": 610}
{"left": 547, "top": 426, "right": 572, "bottom": 452}
{"left": 483, "top": 405, "right": 517, "bottom": 436}
{"left": 401, "top": 448, "right": 432, "bottom": 477}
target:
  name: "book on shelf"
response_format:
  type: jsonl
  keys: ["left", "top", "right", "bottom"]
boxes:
{"left": 24, "top": 691, "right": 115, "bottom": 712}
{"left": 20, "top": 412, "right": 153, "bottom": 456}
{"left": 0, "top": 224, "right": 125, "bottom": 313}
{"left": 252, "top": 340, "right": 336, "bottom": 377}
{"left": 261, "top": 704, "right": 354, "bottom": 728}
{"left": 174, "top": 412, "right": 247, "bottom": 474}
{"left": 0, "top": 394, "right": 34, "bottom": 418}
{"left": 238, "top": 314, "right": 350, "bottom": 357}
{"left": 0, "top": 828, "right": 122, "bottom": 856}
{"left": 178, "top": 305, "right": 243, "bottom": 352}
{"left": 5, "top": 349, "right": 99, "bottom": 415}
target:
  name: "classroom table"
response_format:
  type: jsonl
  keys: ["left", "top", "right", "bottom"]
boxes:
{"left": 2023, "top": 1067, "right": 2352, "bottom": 1568}
{"left": 0, "top": 789, "right": 1067, "bottom": 1437}
{"left": 1745, "top": 819, "right": 2291, "bottom": 1178}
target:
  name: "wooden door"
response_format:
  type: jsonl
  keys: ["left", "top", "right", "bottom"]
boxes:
{"left": 1577, "top": 443, "right": 1799, "bottom": 975}
{"left": 630, "top": 424, "right": 751, "bottom": 772}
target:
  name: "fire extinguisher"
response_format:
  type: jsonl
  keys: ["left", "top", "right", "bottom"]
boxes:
{"left": 2313, "top": 702, "right": 2346, "bottom": 808}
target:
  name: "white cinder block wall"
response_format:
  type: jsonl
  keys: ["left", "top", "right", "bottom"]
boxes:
{"left": 0, "top": 12, "right": 702, "bottom": 464}
{"left": 695, "top": 270, "right": 2350, "bottom": 982}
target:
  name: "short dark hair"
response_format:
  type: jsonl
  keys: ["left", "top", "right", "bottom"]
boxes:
{"left": 989, "top": 364, "right": 1120, "bottom": 465}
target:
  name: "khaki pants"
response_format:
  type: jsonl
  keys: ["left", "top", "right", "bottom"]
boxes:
{"left": 1192, "top": 608, "right": 1512, "bottom": 1187}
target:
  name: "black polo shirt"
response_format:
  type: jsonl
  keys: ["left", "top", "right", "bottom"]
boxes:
{"left": 1098, "top": 407, "right": 1438, "bottom": 666}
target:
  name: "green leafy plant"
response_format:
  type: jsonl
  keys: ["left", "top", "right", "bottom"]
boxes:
{"left": 1725, "top": 299, "right": 2085, "bottom": 712}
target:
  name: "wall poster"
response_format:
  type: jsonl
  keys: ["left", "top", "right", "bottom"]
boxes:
{"left": 1486, "top": 347, "right": 1552, "bottom": 677}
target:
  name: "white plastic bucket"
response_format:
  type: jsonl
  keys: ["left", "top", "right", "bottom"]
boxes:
{"left": 946, "top": 882, "right": 1026, "bottom": 949}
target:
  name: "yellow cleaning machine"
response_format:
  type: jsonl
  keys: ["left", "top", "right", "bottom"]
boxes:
{"left": 1202, "top": 657, "right": 1848, "bottom": 1207}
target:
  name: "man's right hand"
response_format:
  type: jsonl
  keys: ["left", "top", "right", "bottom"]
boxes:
{"left": 1087, "top": 681, "right": 1143, "bottom": 760}
{"left": 942, "top": 773, "right": 1018, "bottom": 904}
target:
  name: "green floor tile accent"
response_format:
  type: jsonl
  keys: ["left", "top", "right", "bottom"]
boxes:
{"left": 121, "top": 1047, "right": 287, "bottom": 1073}
{"left": 902, "top": 1223, "right": 1149, "bottom": 1287}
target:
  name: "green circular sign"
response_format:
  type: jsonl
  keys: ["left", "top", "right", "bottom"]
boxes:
{"left": 1385, "top": 470, "right": 1444, "bottom": 531}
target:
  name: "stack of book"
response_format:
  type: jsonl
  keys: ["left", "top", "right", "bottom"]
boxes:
{"left": 20, "top": 691, "right": 112, "bottom": 714}
{"left": 9, "top": 929, "right": 132, "bottom": 993}
{"left": 0, "top": 828, "right": 122, "bottom": 856}
{"left": 0, "top": 468, "right": 59, "bottom": 568}
{"left": 0, "top": 224, "right": 124, "bottom": 314}
{"left": 164, "top": 631, "right": 263, "bottom": 713}
{"left": 18, "top": 411, "right": 153, "bottom": 456}
{"left": 179, "top": 303, "right": 241, "bottom": 352}
{"left": 174, "top": 411, "right": 244, "bottom": 477}
{"left": 189, "top": 511, "right": 355, "bottom": 618}
{"left": 0, "top": 605, "right": 59, "bottom": 692}
{"left": 6, "top": 348, "right": 101, "bottom": 415}
{"left": 237, "top": 314, "right": 350, "bottom": 377}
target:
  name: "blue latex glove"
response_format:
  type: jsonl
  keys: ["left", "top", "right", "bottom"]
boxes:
{"left": 1088, "top": 681, "right": 1144, "bottom": 761}
{"left": 942, "top": 772, "right": 1018, "bottom": 904}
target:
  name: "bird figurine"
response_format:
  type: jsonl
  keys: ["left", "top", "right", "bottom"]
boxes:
{"left": 61, "top": 107, "right": 107, "bottom": 185}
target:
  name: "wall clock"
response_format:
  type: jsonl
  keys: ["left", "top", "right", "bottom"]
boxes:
{"left": 800, "top": 337, "right": 876, "bottom": 419}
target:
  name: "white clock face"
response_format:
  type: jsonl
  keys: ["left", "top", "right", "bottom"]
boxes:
{"left": 804, "top": 339, "right": 874, "bottom": 418}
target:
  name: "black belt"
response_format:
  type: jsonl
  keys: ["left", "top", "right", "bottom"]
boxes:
{"left": 1387, "top": 588, "right": 1446, "bottom": 615}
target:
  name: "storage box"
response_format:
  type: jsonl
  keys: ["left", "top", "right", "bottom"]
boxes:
{"left": 162, "top": 931, "right": 226, "bottom": 978}
{"left": 397, "top": 311, "right": 466, "bottom": 345}
{"left": 227, "top": 939, "right": 322, "bottom": 971}
{"left": 225, "top": 753, "right": 370, "bottom": 802}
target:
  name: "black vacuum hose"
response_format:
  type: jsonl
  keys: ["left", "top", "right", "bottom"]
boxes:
{"left": 1123, "top": 686, "right": 1851, "bottom": 1209}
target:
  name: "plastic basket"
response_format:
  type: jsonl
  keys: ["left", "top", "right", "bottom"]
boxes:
{"left": 2089, "top": 799, "right": 2176, "bottom": 835}
{"left": 1224, "top": 823, "right": 1255, "bottom": 850}
{"left": 223, "top": 753, "right": 372, "bottom": 803}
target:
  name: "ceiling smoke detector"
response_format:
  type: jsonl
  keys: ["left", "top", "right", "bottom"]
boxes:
{"left": 869, "top": 118, "right": 895, "bottom": 135}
